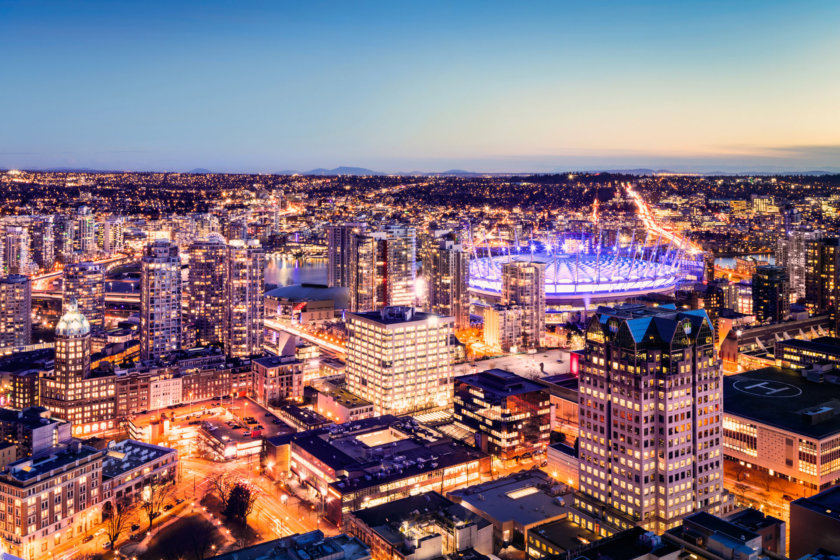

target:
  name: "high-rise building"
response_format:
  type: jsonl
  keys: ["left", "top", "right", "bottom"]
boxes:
{"left": 501, "top": 260, "right": 546, "bottom": 349}
{"left": 224, "top": 239, "right": 265, "bottom": 357}
{"left": 63, "top": 261, "right": 106, "bottom": 334}
{"left": 752, "top": 265, "right": 789, "bottom": 324}
{"left": 187, "top": 234, "right": 227, "bottom": 346}
{"left": 574, "top": 304, "right": 723, "bottom": 534}
{"left": 74, "top": 206, "right": 96, "bottom": 256}
{"left": 103, "top": 216, "right": 124, "bottom": 254}
{"left": 345, "top": 306, "right": 453, "bottom": 415}
{"left": 29, "top": 216, "right": 55, "bottom": 271}
{"left": 327, "top": 222, "right": 366, "bottom": 288}
{"left": 40, "top": 299, "right": 116, "bottom": 433}
{"left": 777, "top": 230, "right": 820, "bottom": 304}
{"left": 806, "top": 237, "right": 840, "bottom": 333}
{"left": 349, "top": 226, "right": 417, "bottom": 312}
{"left": 0, "top": 275, "right": 31, "bottom": 348}
{"left": 425, "top": 233, "right": 470, "bottom": 330}
{"left": 53, "top": 213, "right": 74, "bottom": 261}
{"left": 3, "top": 225, "right": 31, "bottom": 275}
{"left": 483, "top": 303, "right": 523, "bottom": 352}
{"left": 140, "top": 240, "right": 182, "bottom": 361}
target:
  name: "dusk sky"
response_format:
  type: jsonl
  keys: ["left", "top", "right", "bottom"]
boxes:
{"left": 2, "top": 1, "right": 840, "bottom": 173}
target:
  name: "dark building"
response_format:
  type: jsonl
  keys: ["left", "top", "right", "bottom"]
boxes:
{"left": 806, "top": 237, "right": 840, "bottom": 334}
{"left": 752, "top": 265, "right": 789, "bottom": 324}
{"left": 776, "top": 337, "right": 840, "bottom": 370}
{"left": 453, "top": 369, "right": 550, "bottom": 462}
{"left": 791, "top": 486, "right": 840, "bottom": 558}
{"left": 725, "top": 508, "right": 786, "bottom": 556}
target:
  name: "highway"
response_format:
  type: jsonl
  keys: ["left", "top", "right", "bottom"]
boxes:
{"left": 264, "top": 318, "right": 346, "bottom": 354}
{"left": 624, "top": 183, "right": 703, "bottom": 255}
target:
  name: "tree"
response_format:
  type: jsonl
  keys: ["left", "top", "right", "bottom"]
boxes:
{"left": 208, "top": 472, "right": 236, "bottom": 511}
{"left": 223, "top": 482, "right": 258, "bottom": 523}
{"left": 105, "top": 498, "right": 133, "bottom": 549}
{"left": 141, "top": 478, "right": 175, "bottom": 532}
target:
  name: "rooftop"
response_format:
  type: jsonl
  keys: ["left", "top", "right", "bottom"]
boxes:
{"left": 529, "top": 518, "right": 598, "bottom": 553}
{"left": 455, "top": 369, "right": 547, "bottom": 399}
{"left": 4, "top": 442, "right": 100, "bottom": 483}
{"left": 210, "top": 530, "right": 370, "bottom": 560}
{"left": 778, "top": 336, "right": 840, "bottom": 355}
{"left": 350, "top": 306, "right": 449, "bottom": 326}
{"left": 569, "top": 527, "right": 679, "bottom": 560}
{"left": 792, "top": 485, "right": 840, "bottom": 519}
{"left": 102, "top": 439, "right": 176, "bottom": 481}
{"left": 448, "top": 470, "right": 568, "bottom": 527}
{"left": 723, "top": 367, "right": 840, "bottom": 438}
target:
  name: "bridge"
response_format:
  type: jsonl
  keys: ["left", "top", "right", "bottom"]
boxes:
{"left": 264, "top": 318, "right": 345, "bottom": 354}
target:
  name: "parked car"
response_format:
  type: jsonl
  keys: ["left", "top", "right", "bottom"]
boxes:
{"left": 163, "top": 504, "right": 174, "bottom": 511}
{"left": 102, "top": 542, "right": 112, "bottom": 550}
{"left": 82, "top": 535, "right": 94, "bottom": 543}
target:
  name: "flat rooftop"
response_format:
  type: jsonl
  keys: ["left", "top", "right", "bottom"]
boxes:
{"left": 448, "top": 469, "right": 567, "bottom": 527}
{"left": 792, "top": 486, "right": 840, "bottom": 519}
{"left": 778, "top": 337, "right": 840, "bottom": 355}
{"left": 5, "top": 443, "right": 100, "bottom": 483}
{"left": 529, "top": 518, "right": 597, "bottom": 552}
{"left": 455, "top": 369, "right": 546, "bottom": 399}
{"left": 572, "top": 527, "right": 679, "bottom": 560}
{"left": 102, "top": 439, "right": 176, "bottom": 480}
{"left": 724, "top": 367, "right": 840, "bottom": 438}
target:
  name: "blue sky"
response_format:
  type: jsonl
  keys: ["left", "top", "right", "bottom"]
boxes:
{"left": 2, "top": 1, "right": 839, "bottom": 172}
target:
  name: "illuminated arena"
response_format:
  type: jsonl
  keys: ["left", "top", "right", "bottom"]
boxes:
{"left": 469, "top": 247, "right": 688, "bottom": 319}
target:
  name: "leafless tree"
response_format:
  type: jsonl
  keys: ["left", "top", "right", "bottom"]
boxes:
{"left": 207, "top": 471, "right": 236, "bottom": 510}
{"left": 141, "top": 478, "right": 175, "bottom": 532}
{"left": 105, "top": 498, "right": 133, "bottom": 549}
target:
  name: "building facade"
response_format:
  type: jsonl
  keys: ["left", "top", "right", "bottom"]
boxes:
{"left": 346, "top": 307, "right": 453, "bottom": 415}
{"left": 252, "top": 354, "right": 304, "bottom": 406}
{"left": 328, "top": 223, "right": 366, "bottom": 288}
{"left": 501, "top": 261, "right": 545, "bottom": 349}
{"left": 0, "top": 275, "right": 31, "bottom": 349}
{"left": 752, "top": 265, "right": 789, "bottom": 324}
{"left": 63, "top": 262, "right": 105, "bottom": 334}
{"left": 425, "top": 234, "right": 470, "bottom": 330}
{"left": 224, "top": 239, "right": 265, "bottom": 357}
{"left": 575, "top": 304, "right": 723, "bottom": 534}
{"left": 140, "top": 240, "right": 182, "bottom": 361}
{"left": 187, "top": 234, "right": 227, "bottom": 346}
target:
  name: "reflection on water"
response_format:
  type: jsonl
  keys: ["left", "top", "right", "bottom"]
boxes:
{"left": 714, "top": 254, "right": 775, "bottom": 269}
{"left": 265, "top": 255, "right": 328, "bottom": 287}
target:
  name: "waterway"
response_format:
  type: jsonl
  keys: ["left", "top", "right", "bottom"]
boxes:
{"left": 264, "top": 255, "right": 328, "bottom": 286}
{"left": 714, "top": 254, "right": 775, "bottom": 270}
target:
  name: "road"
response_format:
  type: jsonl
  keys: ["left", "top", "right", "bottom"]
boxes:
{"left": 264, "top": 318, "right": 346, "bottom": 355}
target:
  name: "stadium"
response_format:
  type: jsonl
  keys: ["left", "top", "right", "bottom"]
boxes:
{"left": 468, "top": 236, "right": 697, "bottom": 322}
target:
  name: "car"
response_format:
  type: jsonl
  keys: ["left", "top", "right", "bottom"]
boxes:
{"left": 163, "top": 504, "right": 174, "bottom": 511}
{"left": 131, "top": 523, "right": 140, "bottom": 531}
{"left": 783, "top": 494, "right": 795, "bottom": 501}
{"left": 82, "top": 535, "right": 94, "bottom": 543}
{"left": 244, "top": 431, "right": 252, "bottom": 437}
{"left": 272, "top": 419, "right": 283, "bottom": 424}
{"left": 102, "top": 542, "right": 112, "bottom": 550}
{"left": 95, "top": 528, "right": 106, "bottom": 536}
{"left": 264, "top": 412, "right": 273, "bottom": 417}
{"left": 175, "top": 498, "right": 184, "bottom": 504}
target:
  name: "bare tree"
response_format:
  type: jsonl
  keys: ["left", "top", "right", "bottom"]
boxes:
{"left": 207, "top": 472, "right": 236, "bottom": 511}
{"left": 105, "top": 498, "right": 133, "bottom": 549}
{"left": 141, "top": 478, "right": 175, "bottom": 532}
{"left": 223, "top": 482, "right": 259, "bottom": 523}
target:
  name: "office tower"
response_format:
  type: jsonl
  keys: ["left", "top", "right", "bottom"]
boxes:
{"left": 40, "top": 298, "right": 116, "bottom": 433}
{"left": 3, "top": 226, "right": 31, "bottom": 275}
{"left": 454, "top": 369, "right": 550, "bottom": 462}
{"left": 703, "top": 253, "right": 715, "bottom": 283}
{"left": 752, "top": 265, "right": 790, "bottom": 324}
{"left": 29, "top": 216, "right": 55, "bottom": 270}
{"left": 0, "top": 275, "right": 31, "bottom": 348}
{"left": 74, "top": 206, "right": 96, "bottom": 255}
{"left": 575, "top": 304, "right": 722, "bottom": 534}
{"left": 425, "top": 233, "right": 470, "bottom": 330}
{"left": 187, "top": 234, "right": 227, "bottom": 346}
{"left": 349, "top": 226, "right": 416, "bottom": 312}
{"left": 224, "top": 239, "right": 265, "bottom": 357}
{"left": 346, "top": 306, "right": 453, "bottom": 415}
{"left": 327, "top": 222, "right": 366, "bottom": 288}
{"left": 103, "top": 216, "right": 124, "bottom": 254}
{"left": 140, "top": 240, "right": 182, "bottom": 361}
{"left": 777, "top": 230, "right": 819, "bottom": 303}
{"left": 501, "top": 261, "right": 546, "bottom": 349}
{"left": 63, "top": 261, "right": 105, "bottom": 334}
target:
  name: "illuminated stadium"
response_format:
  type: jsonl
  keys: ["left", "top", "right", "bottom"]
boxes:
{"left": 469, "top": 235, "right": 696, "bottom": 319}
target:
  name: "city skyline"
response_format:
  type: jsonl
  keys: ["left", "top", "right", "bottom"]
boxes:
{"left": 3, "top": 1, "right": 840, "bottom": 173}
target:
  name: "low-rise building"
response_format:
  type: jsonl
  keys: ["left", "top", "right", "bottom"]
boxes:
{"left": 252, "top": 354, "right": 304, "bottom": 406}
{"left": 0, "top": 441, "right": 103, "bottom": 560}
{"left": 275, "top": 403, "right": 332, "bottom": 432}
{"left": 345, "top": 492, "right": 493, "bottom": 560}
{"left": 315, "top": 382, "right": 374, "bottom": 424}
{"left": 545, "top": 442, "right": 578, "bottom": 488}
{"left": 791, "top": 486, "right": 840, "bottom": 559}
{"left": 0, "top": 407, "right": 71, "bottom": 459}
{"left": 526, "top": 518, "right": 597, "bottom": 559}
{"left": 723, "top": 366, "right": 840, "bottom": 491}
{"left": 665, "top": 512, "right": 762, "bottom": 560}
{"left": 453, "top": 369, "right": 550, "bottom": 463}
{"left": 265, "top": 416, "right": 489, "bottom": 526}
{"left": 447, "top": 470, "right": 569, "bottom": 548}
{"left": 210, "top": 530, "right": 369, "bottom": 560}
{"left": 100, "top": 439, "right": 178, "bottom": 511}
{"left": 776, "top": 337, "right": 840, "bottom": 370}
{"left": 198, "top": 419, "right": 264, "bottom": 461}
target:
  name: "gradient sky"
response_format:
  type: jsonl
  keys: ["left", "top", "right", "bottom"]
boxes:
{"left": 2, "top": 1, "right": 840, "bottom": 173}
